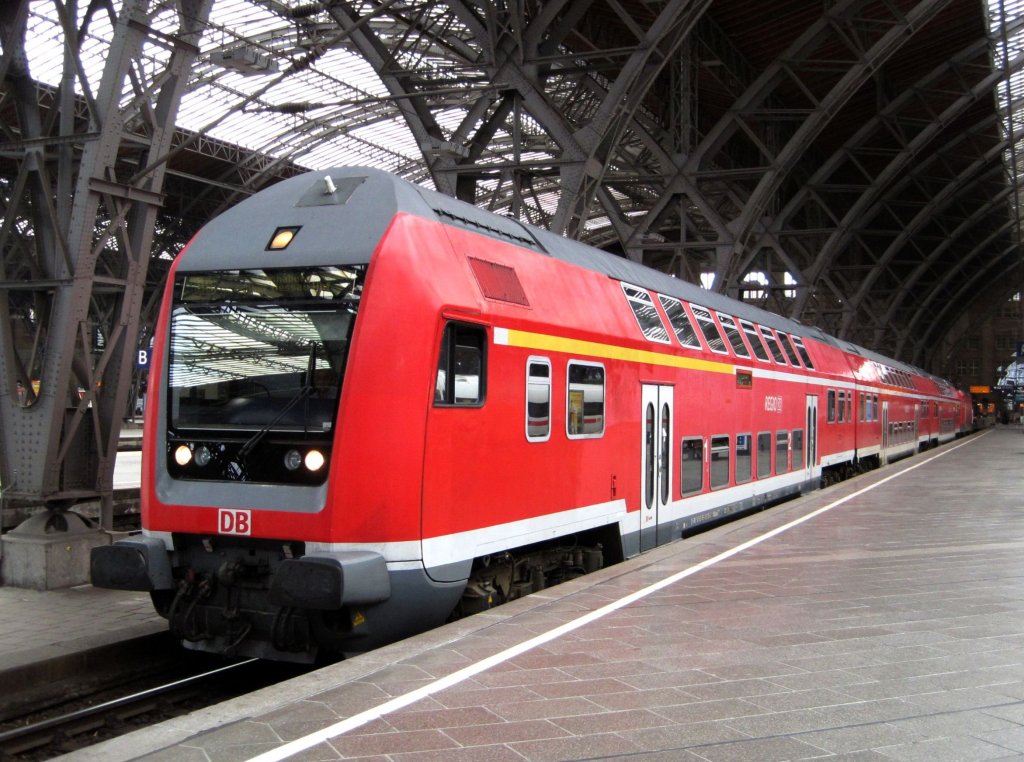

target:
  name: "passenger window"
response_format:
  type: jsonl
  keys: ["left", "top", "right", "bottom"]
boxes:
{"left": 622, "top": 283, "right": 670, "bottom": 344}
{"left": 827, "top": 390, "right": 836, "bottom": 422}
{"left": 837, "top": 391, "right": 846, "bottom": 423}
{"left": 658, "top": 295, "right": 703, "bottom": 349}
{"left": 859, "top": 393, "right": 866, "bottom": 422}
{"left": 435, "top": 322, "right": 486, "bottom": 406}
{"left": 736, "top": 434, "right": 752, "bottom": 484}
{"left": 757, "top": 432, "right": 772, "bottom": 478}
{"left": 779, "top": 332, "right": 802, "bottom": 366}
{"left": 710, "top": 435, "right": 730, "bottom": 489}
{"left": 740, "top": 320, "right": 771, "bottom": 362}
{"left": 792, "top": 429, "right": 804, "bottom": 470}
{"left": 775, "top": 431, "right": 789, "bottom": 474}
{"left": 567, "top": 362, "right": 605, "bottom": 438}
{"left": 791, "top": 336, "right": 815, "bottom": 369}
{"left": 759, "top": 326, "right": 788, "bottom": 364}
{"left": 681, "top": 437, "right": 704, "bottom": 496}
{"left": 716, "top": 313, "right": 750, "bottom": 358}
{"left": 846, "top": 394, "right": 852, "bottom": 423}
{"left": 526, "top": 358, "right": 551, "bottom": 442}
{"left": 690, "top": 304, "right": 728, "bottom": 354}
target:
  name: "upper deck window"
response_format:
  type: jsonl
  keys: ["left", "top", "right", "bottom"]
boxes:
{"left": 791, "top": 336, "right": 815, "bottom": 369}
{"left": 657, "top": 295, "right": 702, "bottom": 349}
{"left": 716, "top": 313, "right": 750, "bottom": 358}
{"left": 690, "top": 304, "right": 728, "bottom": 354}
{"left": 621, "top": 283, "right": 670, "bottom": 344}
{"left": 740, "top": 320, "right": 771, "bottom": 362}
{"left": 759, "top": 326, "right": 788, "bottom": 364}
{"left": 779, "top": 332, "right": 802, "bottom": 366}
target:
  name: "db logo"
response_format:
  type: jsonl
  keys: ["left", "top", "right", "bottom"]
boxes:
{"left": 218, "top": 509, "right": 251, "bottom": 536}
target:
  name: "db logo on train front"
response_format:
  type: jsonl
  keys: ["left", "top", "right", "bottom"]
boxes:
{"left": 218, "top": 509, "right": 252, "bottom": 536}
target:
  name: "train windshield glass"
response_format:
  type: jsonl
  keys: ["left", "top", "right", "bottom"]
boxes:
{"left": 167, "top": 266, "right": 365, "bottom": 432}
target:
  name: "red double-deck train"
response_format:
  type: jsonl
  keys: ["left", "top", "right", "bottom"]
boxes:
{"left": 91, "top": 167, "right": 972, "bottom": 661}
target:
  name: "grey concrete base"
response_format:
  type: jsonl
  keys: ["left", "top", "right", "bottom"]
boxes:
{"left": 1, "top": 512, "right": 109, "bottom": 590}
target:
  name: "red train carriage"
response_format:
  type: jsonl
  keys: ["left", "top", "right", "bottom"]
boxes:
{"left": 91, "top": 167, "right": 968, "bottom": 661}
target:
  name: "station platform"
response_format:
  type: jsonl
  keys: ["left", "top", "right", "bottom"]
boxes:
{"left": 30, "top": 425, "right": 1024, "bottom": 761}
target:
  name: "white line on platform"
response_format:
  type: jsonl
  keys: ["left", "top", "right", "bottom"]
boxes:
{"left": 246, "top": 434, "right": 983, "bottom": 762}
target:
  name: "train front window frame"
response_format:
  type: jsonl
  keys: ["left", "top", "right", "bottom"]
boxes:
{"left": 566, "top": 361, "right": 605, "bottom": 439}
{"left": 435, "top": 322, "right": 487, "bottom": 407}
{"left": 525, "top": 357, "right": 552, "bottom": 442}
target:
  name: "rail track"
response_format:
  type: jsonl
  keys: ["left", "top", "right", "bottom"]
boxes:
{"left": 0, "top": 656, "right": 312, "bottom": 760}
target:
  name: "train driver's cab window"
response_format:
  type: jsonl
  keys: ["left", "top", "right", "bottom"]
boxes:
{"left": 567, "top": 361, "right": 605, "bottom": 438}
{"left": 526, "top": 357, "right": 552, "bottom": 442}
{"left": 710, "top": 435, "right": 730, "bottom": 489}
{"left": 435, "top": 322, "right": 486, "bottom": 406}
{"left": 757, "top": 432, "right": 772, "bottom": 478}
{"left": 681, "top": 437, "right": 704, "bottom": 496}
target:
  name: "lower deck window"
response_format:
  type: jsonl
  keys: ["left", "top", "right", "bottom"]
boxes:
{"left": 776, "top": 431, "right": 789, "bottom": 474}
{"left": 792, "top": 429, "right": 805, "bottom": 470}
{"left": 710, "top": 435, "right": 730, "bottom": 489}
{"left": 681, "top": 437, "right": 704, "bottom": 495}
{"left": 736, "top": 434, "right": 752, "bottom": 483}
{"left": 757, "top": 432, "right": 772, "bottom": 478}
{"left": 526, "top": 358, "right": 551, "bottom": 441}
{"left": 567, "top": 362, "right": 605, "bottom": 438}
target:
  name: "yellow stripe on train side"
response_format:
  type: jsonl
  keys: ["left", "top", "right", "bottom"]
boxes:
{"left": 495, "top": 327, "right": 736, "bottom": 376}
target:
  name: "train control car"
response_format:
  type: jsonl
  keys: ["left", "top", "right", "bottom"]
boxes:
{"left": 91, "top": 167, "right": 970, "bottom": 662}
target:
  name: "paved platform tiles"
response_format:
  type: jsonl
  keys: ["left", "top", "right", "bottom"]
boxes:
{"left": 62, "top": 426, "right": 1024, "bottom": 762}
{"left": 0, "top": 584, "right": 164, "bottom": 674}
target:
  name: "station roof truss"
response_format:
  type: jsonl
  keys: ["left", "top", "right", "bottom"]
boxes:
{"left": 0, "top": 0, "right": 1022, "bottom": 507}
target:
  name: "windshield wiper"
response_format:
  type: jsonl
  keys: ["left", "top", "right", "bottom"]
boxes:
{"left": 236, "top": 341, "right": 318, "bottom": 465}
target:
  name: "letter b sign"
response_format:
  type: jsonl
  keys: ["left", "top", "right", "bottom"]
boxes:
{"left": 218, "top": 509, "right": 251, "bottom": 536}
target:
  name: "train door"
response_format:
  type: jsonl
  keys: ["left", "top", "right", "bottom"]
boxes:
{"left": 881, "top": 401, "right": 890, "bottom": 457}
{"left": 805, "top": 395, "right": 818, "bottom": 477}
{"left": 640, "top": 384, "right": 673, "bottom": 552}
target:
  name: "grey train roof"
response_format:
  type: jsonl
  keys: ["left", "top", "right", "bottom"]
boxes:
{"left": 188, "top": 166, "right": 933, "bottom": 378}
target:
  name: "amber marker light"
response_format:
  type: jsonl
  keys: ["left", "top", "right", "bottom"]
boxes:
{"left": 267, "top": 226, "right": 300, "bottom": 251}
{"left": 304, "top": 449, "right": 326, "bottom": 472}
{"left": 174, "top": 444, "right": 192, "bottom": 466}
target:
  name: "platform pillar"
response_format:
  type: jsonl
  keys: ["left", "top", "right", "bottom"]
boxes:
{"left": 0, "top": 512, "right": 108, "bottom": 590}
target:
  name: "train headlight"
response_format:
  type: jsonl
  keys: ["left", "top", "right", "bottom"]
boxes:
{"left": 304, "top": 449, "right": 326, "bottom": 472}
{"left": 194, "top": 445, "right": 212, "bottom": 468}
{"left": 283, "top": 449, "right": 303, "bottom": 471}
{"left": 174, "top": 444, "right": 192, "bottom": 466}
